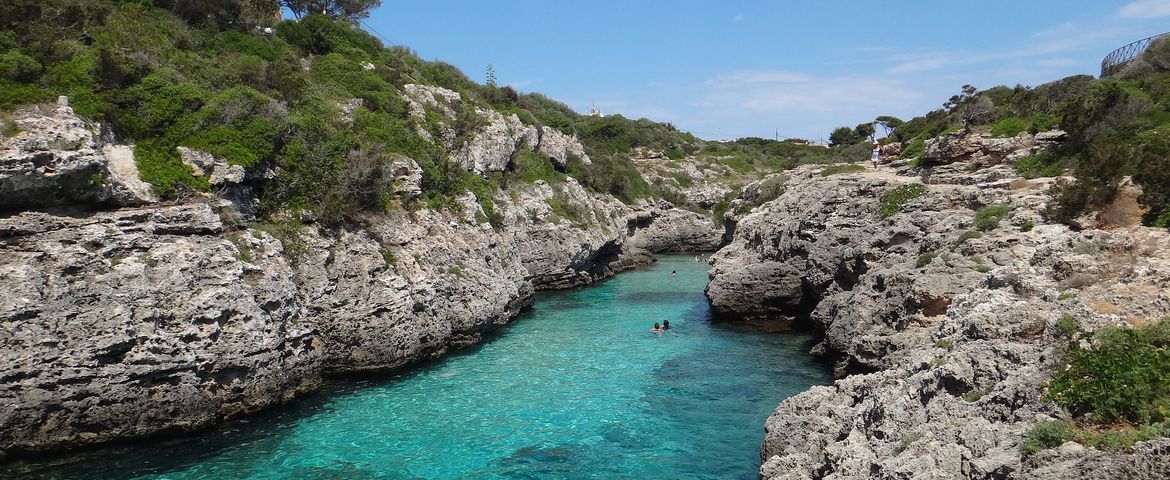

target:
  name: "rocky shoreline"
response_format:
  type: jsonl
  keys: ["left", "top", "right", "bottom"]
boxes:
{"left": 0, "top": 97, "right": 722, "bottom": 459}
{"left": 6, "top": 96, "right": 1169, "bottom": 479}
{"left": 706, "top": 131, "right": 1170, "bottom": 478}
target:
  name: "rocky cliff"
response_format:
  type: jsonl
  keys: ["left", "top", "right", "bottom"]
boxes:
{"left": 707, "top": 132, "right": 1170, "bottom": 479}
{"left": 0, "top": 96, "right": 722, "bottom": 458}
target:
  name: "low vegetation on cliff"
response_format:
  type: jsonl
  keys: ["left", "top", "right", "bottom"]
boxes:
{"left": 830, "top": 39, "right": 1170, "bottom": 229}
{"left": 1022, "top": 318, "right": 1170, "bottom": 454}
{"left": 0, "top": 0, "right": 859, "bottom": 228}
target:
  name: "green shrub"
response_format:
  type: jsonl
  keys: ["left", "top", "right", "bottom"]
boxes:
{"left": 879, "top": 183, "right": 927, "bottom": 218}
{"left": 546, "top": 189, "right": 591, "bottom": 226}
{"left": 1012, "top": 152, "right": 1068, "bottom": 179}
{"left": 250, "top": 218, "right": 308, "bottom": 262}
{"left": 934, "top": 339, "right": 953, "bottom": 350}
{"left": 916, "top": 251, "right": 937, "bottom": 268}
{"left": 1048, "top": 318, "right": 1170, "bottom": 424}
{"left": 568, "top": 155, "right": 652, "bottom": 203}
{"left": 1020, "top": 420, "right": 1077, "bottom": 455}
{"left": 1155, "top": 208, "right": 1170, "bottom": 228}
{"left": 510, "top": 148, "right": 565, "bottom": 184}
{"left": 211, "top": 30, "right": 282, "bottom": 62}
{"left": 975, "top": 205, "right": 1012, "bottom": 231}
{"left": 1055, "top": 314, "right": 1080, "bottom": 336}
{"left": 957, "top": 230, "right": 983, "bottom": 244}
{"left": 380, "top": 248, "right": 396, "bottom": 267}
{"left": 991, "top": 116, "right": 1031, "bottom": 137}
{"left": 0, "top": 50, "right": 41, "bottom": 82}
{"left": 899, "top": 137, "right": 925, "bottom": 160}
{"left": 134, "top": 141, "right": 209, "bottom": 197}
{"left": 1019, "top": 219, "right": 1034, "bottom": 232}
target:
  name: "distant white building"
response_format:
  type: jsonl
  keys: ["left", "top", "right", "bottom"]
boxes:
{"left": 588, "top": 103, "right": 603, "bottom": 117}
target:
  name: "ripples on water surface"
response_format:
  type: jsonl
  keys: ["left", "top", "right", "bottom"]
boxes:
{"left": 11, "top": 255, "right": 830, "bottom": 479}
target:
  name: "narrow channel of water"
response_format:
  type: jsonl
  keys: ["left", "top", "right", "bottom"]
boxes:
{"left": 9, "top": 255, "right": 831, "bottom": 479}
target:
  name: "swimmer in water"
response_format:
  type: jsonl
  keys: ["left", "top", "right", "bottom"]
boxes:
{"left": 670, "top": 270, "right": 677, "bottom": 276}
{"left": 662, "top": 319, "right": 670, "bottom": 330}
{"left": 650, "top": 322, "right": 663, "bottom": 334}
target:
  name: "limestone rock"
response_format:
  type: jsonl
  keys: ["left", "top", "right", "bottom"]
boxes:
{"left": 0, "top": 98, "right": 157, "bottom": 208}
{"left": 537, "top": 126, "right": 591, "bottom": 168}
{"left": 0, "top": 203, "right": 321, "bottom": 457}
{"left": 708, "top": 161, "right": 1170, "bottom": 479}
{"left": 177, "top": 147, "right": 245, "bottom": 186}
{"left": 625, "top": 200, "right": 722, "bottom": 253}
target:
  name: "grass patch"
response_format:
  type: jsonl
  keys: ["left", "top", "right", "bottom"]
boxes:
{"left": 1019, "top": 219, "right": 1034, "bottom": 232}
{"left": 934, "top": 339, "right": 953, "bottom": 350}
{"left": 879, "top": 183, "right": 927, "bottom": 218}
{"left": 670, "top": 172, "right": 694, "bottom": 187}
{"left": 546, "top": 189, "right": 591, "bottom": 226}
{"left": 1021, "top": 419, "right": 1170, "bottom": 455}
{"left": 957, "top": 230, "right": 983, "bottom": 244}
{"left": 970, "top": 256, "right": 991, "bottom": 273}
{"left": 249, "top": 219, "right": 307, "bottom": 262}
{"left": 895, "top": 433, "right": 924, "bottom": 455}
{"left": 227, "top": 233, "right": 253, "bottom": 263}
{"left": 975, "top": 205, "right": 1012, "bottom": 231}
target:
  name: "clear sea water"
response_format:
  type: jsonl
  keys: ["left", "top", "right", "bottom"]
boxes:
{"left": 8, "top": 255, "right": 830, "bottom": 480}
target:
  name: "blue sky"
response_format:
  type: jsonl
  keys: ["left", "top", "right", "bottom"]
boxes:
{"left": 362, "top": 1, "right": 1170, "bottom": 141}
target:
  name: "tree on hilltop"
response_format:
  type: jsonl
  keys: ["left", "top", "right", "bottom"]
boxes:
{"left": 945, "top": 84, "right": 994, "bottom": 130}
{"left": 875, "top": 115, "right": 903, "bottom": 136}
{"left": 829, "top": 126, "right": 860, "bottom": 147}
{"left": 283, "top": 0, "right": 382, "bottom": 21}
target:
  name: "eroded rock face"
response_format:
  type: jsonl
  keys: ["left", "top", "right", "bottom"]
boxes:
{"left": 709, "top": 161, "right": 1170, "bottom": 479}
{"left": 0, "top": 204, "right": 321, "bottom": 456}
{"left": 0, "top": 167, "right": 718, "bottom": 458}
{"left": 632, "top": 152, "right": 738, "bottom": 208}
{"left": 0, "top": 98, "right": 156, "bottom": 208}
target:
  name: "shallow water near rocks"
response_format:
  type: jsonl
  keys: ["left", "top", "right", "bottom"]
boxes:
{"left": 11, "top": 255, "right": 830, "bottom": 479}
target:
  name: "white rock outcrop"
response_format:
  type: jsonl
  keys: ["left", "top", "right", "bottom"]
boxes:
{"left": 0, "top": 97, "right": 157, "bottom": 207}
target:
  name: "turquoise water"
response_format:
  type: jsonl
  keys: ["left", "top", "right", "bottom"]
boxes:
{"left": 10, "top": 255, "right": 830, "bottom": 480}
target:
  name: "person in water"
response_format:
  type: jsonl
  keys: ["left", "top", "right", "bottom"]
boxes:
{"left": 650, "top": 323, "right": 663, "bottom": 333}
{"left": 670, "top": 270, "right": 676, "bottom": 276}
{"left": 662, "top": 319, "right": 670, "bottom": 330}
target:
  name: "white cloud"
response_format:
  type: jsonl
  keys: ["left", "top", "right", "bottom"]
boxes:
{"left": 886, "top": 52, "right": 956, "bottom": 74}
{"left": 732, "top": 13, "right": 745, "bottom": 22}
{"left": 1119, "top": 0, "right": 1170, "bottom": 18}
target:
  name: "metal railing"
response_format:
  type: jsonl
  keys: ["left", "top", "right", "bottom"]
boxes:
{"left": 1101, "top": 32, "right": 1170, "bottom": 77}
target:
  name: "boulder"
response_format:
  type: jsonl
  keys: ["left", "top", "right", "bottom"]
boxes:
{"left": 0, "top": 97, "right": 156, "bottom": 208}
